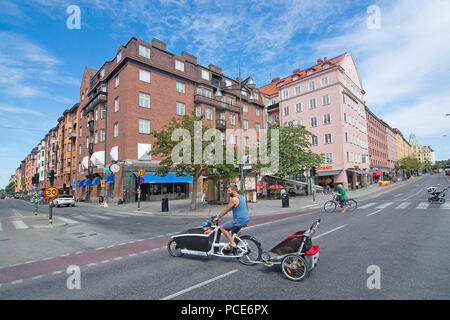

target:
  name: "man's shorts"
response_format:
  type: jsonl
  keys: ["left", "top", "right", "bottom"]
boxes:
{"left": 223, "top": 220, "right": 248, "bottom": 232}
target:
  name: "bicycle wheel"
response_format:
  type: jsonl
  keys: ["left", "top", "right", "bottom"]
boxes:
{"left": 345, "top": 199, "right": 358, "bottom": 212}
{"left": 167, "top": 239, "right": 183, "bottom": 257}
{"left": 281, "top": 254, "right": 307, "bottom": 281}
{"left": 237, "top": 236, "right": 262, "bottom": 266}
{"left": 323, "top": 200, "right": 337, "bottom": 213}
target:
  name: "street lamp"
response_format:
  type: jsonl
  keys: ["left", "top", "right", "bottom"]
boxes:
{"left": 215, "top": 70, "right": 258, "bottom": 200}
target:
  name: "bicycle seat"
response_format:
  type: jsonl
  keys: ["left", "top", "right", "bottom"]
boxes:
{"left": 231, "top": 224, "right": 247, "bottom": 234}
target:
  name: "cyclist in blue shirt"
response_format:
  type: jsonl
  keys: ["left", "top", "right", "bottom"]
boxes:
{"left": 213, "top": 184, "right": 249, "bottom": 252}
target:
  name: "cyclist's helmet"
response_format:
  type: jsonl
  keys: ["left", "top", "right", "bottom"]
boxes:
{"left": 202, "top": 220, "right": 212, "bottom": 227}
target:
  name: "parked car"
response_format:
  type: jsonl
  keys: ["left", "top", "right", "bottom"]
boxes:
{"left": 0, "top": 193, "right": 6, "bottom": 199}
{"left": 53, "top": 195, "right": 75, "bottom": 207}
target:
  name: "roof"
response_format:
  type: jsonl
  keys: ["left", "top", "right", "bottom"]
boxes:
{"left": 259, "top": 53, "right": 347, "bottom": 96}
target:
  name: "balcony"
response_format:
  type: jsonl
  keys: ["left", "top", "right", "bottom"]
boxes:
{"left": 88, "top": 143, "right": 94, "bottom": 154}
{"left": 69, "top": 132, "right": 77, "bottom": 140}
{"left": 82, "top": 92, "right": 107, "bottom": 116}
{"left": 194, "top": 94, "right": 240, "bottom": 113}
{"left": 215, "top": 119, "right": 226, "bottom": 130}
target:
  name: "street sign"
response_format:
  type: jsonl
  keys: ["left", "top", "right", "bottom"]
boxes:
{"left": 139, "top": 177, "right": 145, "bottom": 185}
{"left": 137, "top": 168, "right": 146, "bottom": 176}
{"left": 43, "top": 187, "right": 59, "bottom": 199}
{"left": 100, "top": 179, "right": 106, "bottom": 188}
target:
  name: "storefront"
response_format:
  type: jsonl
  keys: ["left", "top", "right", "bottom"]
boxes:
{"left": 346, "top": 169, "right": 371, "bottom": 189}
{"left": 133, "top": 172, "right": 193, "bottom": 201}
{"left": 316, "top": 169, "right": 343, "bottom": 190}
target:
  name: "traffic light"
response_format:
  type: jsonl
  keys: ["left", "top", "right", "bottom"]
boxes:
{"left": 310, "top": 166, "right": 316, "bottom": 177}
{"left": 48, "top": 170, "right": 55, "bottom": 186}
{"left": 32, "top": 173, "right": 39, "bottom": 185}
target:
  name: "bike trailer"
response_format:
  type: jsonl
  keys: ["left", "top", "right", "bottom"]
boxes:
{"left": 304, "top": 245, "right": 321, "bottom": 270}
{"left": 172, "top": 228, "right": 216, "bottom": 252}
{"left": 269, "top": 230, "right": 312, "bottom": 255}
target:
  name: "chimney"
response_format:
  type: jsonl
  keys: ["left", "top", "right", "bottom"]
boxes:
{"left": 208, "top": 64, "right": 222, "bottom": 74}
{"left": 271, "top": 77, "right": 280, "bottom": 83}
{"left": 152, "top": 38, "right": 167, "bottom": 51}
{"left": 324, "top": 57, "right": 328, "bottom": 62}
{"left": 317, "top": 58, "right": 323, "bottom": 64}
{"left": 181, "top": 51, "right": 197, "bottom": 64}
{"left": 292, "top": 68, "right": 301, "bottom": 74}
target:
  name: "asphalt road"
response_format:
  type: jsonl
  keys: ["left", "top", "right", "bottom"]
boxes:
{"left": 1, "top": 173, "right": 449, "bottom": 301}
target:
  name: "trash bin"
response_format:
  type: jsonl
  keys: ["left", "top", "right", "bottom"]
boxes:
{"left": 282, "top": 193, "right": 289, "bottom": 208}
{"left": 162, "top": 197, "right": 169, "bottom": 212}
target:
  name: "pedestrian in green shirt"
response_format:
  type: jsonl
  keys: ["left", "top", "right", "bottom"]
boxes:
{"left": 336, "top": 184, "right": 347, "bottom": 213}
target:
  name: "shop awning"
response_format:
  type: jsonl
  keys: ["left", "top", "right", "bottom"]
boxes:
{"left": 133, "top": 172, "right": 193, "bottom": 183}
{"left": 316, "top": 170, "right": 342, "bottom": 177}
{"left": 105, "top": 174, "right": 115, "bottom": 183}
{"left": 84, "top": 179, "right": 93, "bottom": 186}
{"left": 92, "top": 177, "right": 101, "bottom": 185}
{"left": 77, "top": 180, "right": 85, "bottom": 187}
{"left": 347, "top": 169, "right": 372, "bottom": 175}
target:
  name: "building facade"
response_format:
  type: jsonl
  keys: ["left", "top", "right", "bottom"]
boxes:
{"left": 260, "top": 53, "right": 370, "bottom": 189}
{"left": 366, "top": 106, "right": 389, "bottom": 172}
{"left": 393, "top": 128, "right": 412, "bottom": 160}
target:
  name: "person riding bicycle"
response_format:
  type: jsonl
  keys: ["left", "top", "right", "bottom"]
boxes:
{"left": 335, "top": 184, "right": 347, "bottom": 213}
{"left": 213, "top": 184, "right": 249, "bottom": 254}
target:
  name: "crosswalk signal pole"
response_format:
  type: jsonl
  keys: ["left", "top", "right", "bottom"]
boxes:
{"left": 49, "top": 170, "right": 55, "bottom": 224}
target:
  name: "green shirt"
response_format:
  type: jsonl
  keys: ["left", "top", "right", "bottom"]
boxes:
{"left": 338, "top": 187, "right": 348, "bottom": 200}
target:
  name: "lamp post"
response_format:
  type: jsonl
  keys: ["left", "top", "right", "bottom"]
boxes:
{"left": 215, "top": 68, "right": 257, "bottom": 200}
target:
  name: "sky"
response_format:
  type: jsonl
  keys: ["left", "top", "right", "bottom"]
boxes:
{"left": 0, "top": 0, "right": 449, "bottom": 188}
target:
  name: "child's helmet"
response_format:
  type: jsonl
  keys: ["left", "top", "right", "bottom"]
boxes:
{"left": 202, "top": 220, "right": 212, "bottom": 227}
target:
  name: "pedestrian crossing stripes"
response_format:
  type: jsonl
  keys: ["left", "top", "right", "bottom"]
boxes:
{"left": 395, "top": 202, "right": 410, "bottom": 209}
{"left": 359, "top": 203, "right": 376, "bottom": 209}
{"left": 11, "top": 220, "right": 28, "bottom": 230}
{"left": 56, "top": 217, "right": 79, "bottom": 224}
{"left": 359, "top": 201, "right": 450, "bottom": 211}
{"left": 376, "top": 202, "right": 394, "bottom": 209}
{"left": 416, "top": 202, "right": 429, "bottom": 210}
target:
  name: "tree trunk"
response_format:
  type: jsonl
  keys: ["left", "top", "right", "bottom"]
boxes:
{"left": 190, "top": 170, "right": 199, "bottom": 211}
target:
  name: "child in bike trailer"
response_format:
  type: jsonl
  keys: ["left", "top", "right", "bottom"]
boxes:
{"left": 336, "top": 184, "right": 347, "bottom": 213}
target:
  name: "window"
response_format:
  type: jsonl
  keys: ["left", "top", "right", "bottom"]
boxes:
{"left": 296, "top": 103, "right": 302, "bottom": 113}
{"left": 101, "top": 106, "right": 106, "bottom": 119}
{"left": 345, "top": 132, "right": 348, "bottom": 142}
{"left": 325, "top": 153, "right": 333, "bottom": 163}
{"left": 245, "top": 137, "right": 249, "bottom": 147}
{"left": 79, "top": 145, "right": 82, "bottom": 155}
{"left": 295, "top": 86, "right": 301, "bottom": 95}
{"left": 138, "top": 119, "right": 150, "bottom": 134}
{"left": 284, "top": 107, "right": 290, "bottom": 116}
{"left": 309, "top": 98, "right": 316, "bottom": 109}
{"left": 205, "top": 107, "right": 212, "bottom": 120}
{"left": 244, "top": 120, "right": 248, "bottom": 130}
{"left": 114, "top": 98, "right": 119, "bottom": 112}
{"left": 325, "top": 133, "right": 332, "bottom": 144}
{"left": 139, "top": 92, "right": 150, "bottom": 108}
{"left": 225, "top": 79, "right": 232, "bottom": 87}
{"left": 322, "top": 95, "right": 330, "bottom": 105}
{"left": 100, "top": 69, "right": 105, "bottom": 78}
{"left": 311, "top": 135, "right": 318, "bottom": 146}
{"left": 243, "top": 104, "right": 248, "bottom": 112}
{"left": 310, "top": 117, "right": 317, "bottom": 127}
{"left": 256, "top": 122, "right": 260, "bottom": 133}
{"left": 323, "top": 113, "right": 331, "bottom": 124}
{"left": 139, "top": 45, "right": 150, "bottom": 59}
{"left": 321, "top": 77, "right": 329, "bottom": 87}
{"left": 176, "top": 102, "right": 185, "bottom": 115}
{"left": 308, "top": 81, "right": 315, "bottom": 91}
{"left": 94, "top": 131, "right": 98, "bottom": 144}
{"left": 86, "top": 137, "right": 89, "bottom": 148}
{"left": 255, "top": 108, "right": 260, "bottom": 116}
{"left": 113, "top": 123, "right": 118, "bottom": 138}
{"left": 67, "top": 143, "right": 71, "bottom": 152}
{"left": 230, "top": 133, "right": 236, "bottom": 144}
{"left": 100, "top": 129, "right": 105, "bottom": 142}
{"left": 95, "top": 109, "right": 98, "bottom": 121}
{"left": 204, "top": 89, "right": 211, "bottom": 98}
{"left": 201, "top": 69, "right": 210, "bottom": 80}
{"left": 176, "top": 81, "right": 185, "bottom": 93}
{"left": 228, "top": 97, "right": 234, "bottom": 106}
{"left": 79, "top": 127, "right": 82, "bottom": 137}
{"left": 116, "top": 51, "right": 122, "bottom": 63}
{"left": 175, "top": 60, "right": 184, "bottom": 72}
{"left": 139, "top": 69, "right": 150, "bottom": 83}
{"left": 195, "top": 106, "right": 201, "bottom": 117}
{"left": 115, "top": 75, "right": 119, "bottom": 87}
{"left": 344, "top": 112, "right": 347, "bottom": 123}
{"left": 229, "top": 114, "right": 236, "bottom": 125}
{"left": 282, "top": 90, "right": 289, "bottom": 99}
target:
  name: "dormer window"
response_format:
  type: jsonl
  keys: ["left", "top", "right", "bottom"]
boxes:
{"left": 323, "top": 63, "right": 330, "bottom": 69}
{"left": 307, "top": 70, "right": 313, "bottom": 76}
{"left": 293, "top": 76, "right": 298, "bottom": 81}
{"left": 117, "top": 51, "right": 122, "bottom": 64}
{"left": 100, "top": 69, "right": 105, "bottom": 78}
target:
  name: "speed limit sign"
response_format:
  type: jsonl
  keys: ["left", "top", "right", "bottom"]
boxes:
{"left": 44, "top": 187, "right": 59, "bottom": 199}
{"left": 137, "top": 169, "right": 146, "bottom": 176}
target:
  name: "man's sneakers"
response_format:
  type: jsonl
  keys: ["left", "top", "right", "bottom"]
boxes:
{"left": 223, "top": 245, "right": 238, "bottom": 255}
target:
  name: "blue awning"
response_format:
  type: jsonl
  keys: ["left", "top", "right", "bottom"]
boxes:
{"left": 105, "top": 174, "right": 115, "bottom": 183}
{"left": 84, "top": 179, "right": 93, "bottom": 186}
{"left": 77, "top": 180, "right": 85, "bottom": 187}
{"left": 133, "top": 172, "right": 193, "bottom": 183}
{"left": 92, "top": 177, "right": 101, "bottom": 185}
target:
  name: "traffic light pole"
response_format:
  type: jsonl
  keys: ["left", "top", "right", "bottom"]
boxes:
{"left": 49, "top": 171, "right": 54, "bottom": 224}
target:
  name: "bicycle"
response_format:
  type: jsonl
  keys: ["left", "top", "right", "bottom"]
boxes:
{"left": 323, "top": 195, "right": 358, "bottom": 213}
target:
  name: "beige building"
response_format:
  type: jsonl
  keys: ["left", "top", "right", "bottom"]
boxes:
{"left": 409, "top": 134, "right": 434, "bottom": 164}
{"left": 393, "top": 128, "right": 412, "bottom": 161}
{"left": 15, "top": 167, "right": 23, "bottom": 193}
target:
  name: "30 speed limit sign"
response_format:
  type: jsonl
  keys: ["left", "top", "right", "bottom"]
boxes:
{"left": 44, "top": 187, "right": 59, "bottom": 199}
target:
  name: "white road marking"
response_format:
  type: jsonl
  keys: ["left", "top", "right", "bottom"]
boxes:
{"left": 52, "top": 271, "right": 63, "bottom": 275}
{"left": 375, "top": 202, "right": 394, "bottom": 209}
{"left": 11, "top": 220, "right": 29, "bottom": 230}
{"left": 160, "top": 269, "right": 239, "bottom": 300}
{"left": 90, "top": 214, "right": 112, "bottom": 220}
{"left": 359, "top": 203, "right": 376, "bottom": 209}
{"left": 404, "top": 189, "right": 423, "bottom": 201}
{"left": 313, "top": 225, "right": 347, "bottom": 240}
{"left": 72, "top": 215, "right": 92, "bottom": 222}
{"left": 394, "top": 193, "right": 404, "bottom": 197}
{"left": 56, "top": 217, "right": 79, "bottom": 224}
{"left": 396, "top": 202, "right": 410, "bottom": 209}
{"left": 366, "top": 209, "right": 382, "bottom": 217}
{"left": 441, "top": 202, "right": 450, "bottom": 209}
{"left": 11, "top": 209, "right": 23, "bottom": 217}
{"left": 11, "top": 280, "right": 23, "bottom": 284}
{"left": 32, "top": 275, "right": 43, "bottom": 280}
{"left": 416, "top": 202, "right": 429, "bottom": 210}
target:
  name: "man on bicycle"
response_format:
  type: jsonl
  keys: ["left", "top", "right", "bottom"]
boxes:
{"left": 336, "top": 184, "right": 347, "bottom": 213}
{"left": 213, "top": 184, "right": 249, "bottom": 253}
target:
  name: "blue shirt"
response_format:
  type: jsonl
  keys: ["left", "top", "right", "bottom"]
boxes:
{"left": 232, "top": 195, "right": 249, "bottom": 224}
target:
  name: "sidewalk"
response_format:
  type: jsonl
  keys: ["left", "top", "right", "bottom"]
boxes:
{"left": 74, "top": 175, "right": 426, "bottom": 218}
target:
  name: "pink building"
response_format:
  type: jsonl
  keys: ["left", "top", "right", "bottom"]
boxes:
{"left": 260, "top": 53, "right": 371, "bottom": 189}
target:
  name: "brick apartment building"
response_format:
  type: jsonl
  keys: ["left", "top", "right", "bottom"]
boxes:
{"left": 365, "top": 106, "right": 390, "bottom": 175}
{"left": 73, "top": 37, "right": 265, "bottom": 203}
{"left": 24, "top": 148, "right": 38, "bottom": 193}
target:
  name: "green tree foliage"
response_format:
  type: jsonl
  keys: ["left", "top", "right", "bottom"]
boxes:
{"left": 395, "top": 156, "right": 422, "bottom": 171}
{"left": 5, "top": 182, "right": 15, "bottom": 194}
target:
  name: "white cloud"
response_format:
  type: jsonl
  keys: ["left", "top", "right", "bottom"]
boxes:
{"left": 0, "top": 105, "right": 45, "bottom": 117}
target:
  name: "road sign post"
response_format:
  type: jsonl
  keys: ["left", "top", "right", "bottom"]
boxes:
{"left": 44, "top": 186, "right": 59, "bottom": 224}
{"left": 137, "top": 169, "right": 145, "bottom": 212}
